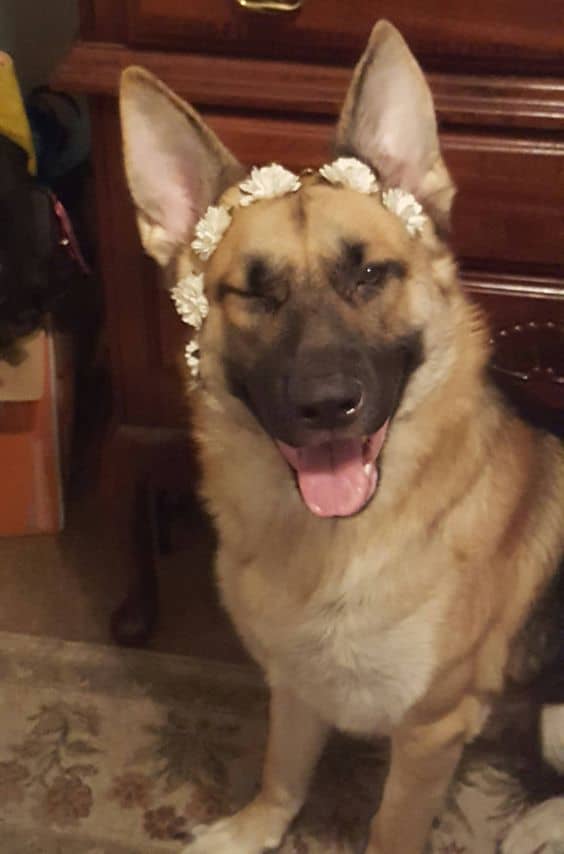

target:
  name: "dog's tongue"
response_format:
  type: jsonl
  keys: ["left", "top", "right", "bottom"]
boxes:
{"left": 294, "top": 439, "right": 376, "bottom": 517}
{"left": 277, "top": 424, "right": 388, "bottom": 518}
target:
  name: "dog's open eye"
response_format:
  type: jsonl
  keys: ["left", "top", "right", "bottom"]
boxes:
{"left": 357, "top": 260, "right": 406, "bottom": 289}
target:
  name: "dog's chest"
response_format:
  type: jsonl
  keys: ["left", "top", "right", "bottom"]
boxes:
{"left": 220, "top": 554, "right": 440, "bottom": 736}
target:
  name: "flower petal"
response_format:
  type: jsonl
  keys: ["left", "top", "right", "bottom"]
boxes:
{"left": 191, "top": 206, "right": 232, "bottom": 260}
{"left": 381, "top": 188, "right": 427, "bottom": 237}
{"left": 239, "top": 164, "right": 301, "bottom": 206}
{"left": 319, "top": 157, "right": 379, "bottom": 195}
{"left": 171, "top": 273, "right": 209, "bottom": 329}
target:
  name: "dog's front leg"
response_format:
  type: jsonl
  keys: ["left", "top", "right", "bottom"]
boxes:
{"left": 366, "top": 708, "right": 467, "bottom": 854}
{"left": 181, "top": 683, "right": 329, "bottom": 854}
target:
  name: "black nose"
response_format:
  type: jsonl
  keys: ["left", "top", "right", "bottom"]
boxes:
{"left": 288, "top": 374, "right": 365, "bottom": 431}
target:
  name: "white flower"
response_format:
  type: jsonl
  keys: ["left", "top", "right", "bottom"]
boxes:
{"left": 239, "top": 164, "right": 301, "bottom": 206}
{"left": 381, "top": 188, "right": 427, "bottom": 237}
{"left": 171, "top": 272, "right": 209, "bottom": 330}
{"left": 185, "top": 338, "right": 200, "bottom": 379}
{"left": 191, "top": 206, "right": 232, "bottom": 260}
{"left": 319, "top": 157, "right": 379, "bottom": 194}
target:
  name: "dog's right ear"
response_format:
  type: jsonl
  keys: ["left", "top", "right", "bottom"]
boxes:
{"left": 120, "top": 67, "right": 243, "bottom": 266}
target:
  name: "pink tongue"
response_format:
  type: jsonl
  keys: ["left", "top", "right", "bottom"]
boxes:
{"left": 278, "top": 427, "right": 389, "bottom": 517}
{"left": 278, "top": 422, "right": 389, "bottom": 518}
{"left": 295, "top": 439, "right": 376, "bottom": 517}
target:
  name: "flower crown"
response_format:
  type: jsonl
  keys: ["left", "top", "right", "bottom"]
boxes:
{"left": 172, "top": 157, "right": 427, "bottom": 384}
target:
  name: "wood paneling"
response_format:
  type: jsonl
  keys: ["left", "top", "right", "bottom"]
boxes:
{"left": 443, "top": 134, "right": 564, "bottom": 274}
{"left": 53, "top": 42, "right": 564, "bottom": 133}
{"left": 90, "top": 98, "right": 164, "bottom": 425}
{"left": 125, "top": 0, "right": 564, "bottom": 75}
{"left": 80, "top": 0, "right": 128, "bottom": 42}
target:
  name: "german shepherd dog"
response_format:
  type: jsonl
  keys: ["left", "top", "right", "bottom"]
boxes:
{"left": 120, "top": 21, "right": 564, "bottom": 854}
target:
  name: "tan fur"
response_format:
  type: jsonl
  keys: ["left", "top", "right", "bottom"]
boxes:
{"left": 119, "top": 21, "right": 564, "bottom": 854}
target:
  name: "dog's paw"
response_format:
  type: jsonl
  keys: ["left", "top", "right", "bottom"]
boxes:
{"left": 180, "top": 804, "right": 288, "bottom": 854}
{"left": 180, "top": 819, "right": 266, "bottom": 854}
{"left": 501, "top": 797, "right": 564, "bottom": 854}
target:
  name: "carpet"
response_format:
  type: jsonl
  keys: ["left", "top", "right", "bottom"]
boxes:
{"left": 0, "top": 631, "right": 531, "bottom": 853}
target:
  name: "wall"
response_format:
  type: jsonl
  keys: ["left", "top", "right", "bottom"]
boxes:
{"left": 0, "top": 0, "right": 78, "bottom": 93}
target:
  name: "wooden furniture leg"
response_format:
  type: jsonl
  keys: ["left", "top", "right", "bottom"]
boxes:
{"left": 110, "top": 478, "right": 161, "bottom": 646}
{"left": 98, "top": 424, "right": 197, "bottom": 647}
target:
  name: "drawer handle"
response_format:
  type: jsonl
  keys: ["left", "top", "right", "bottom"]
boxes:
{"left": 236, "top": 0, "right": 303, "bottom": 12}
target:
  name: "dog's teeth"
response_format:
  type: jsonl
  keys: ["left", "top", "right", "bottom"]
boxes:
{"left": 363, "top": 463, "right": 372, "bottom": 476}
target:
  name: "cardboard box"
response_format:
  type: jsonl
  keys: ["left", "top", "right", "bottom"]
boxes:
{"left": 0, "top": 329, "right": 73, "bottom": 535}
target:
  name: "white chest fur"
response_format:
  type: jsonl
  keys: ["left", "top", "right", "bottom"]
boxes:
{"left": 272, "top": 596, "right": 439, "bottom": 735}
{"left": 217, "top": 546, "right": 441, "bottom": 737}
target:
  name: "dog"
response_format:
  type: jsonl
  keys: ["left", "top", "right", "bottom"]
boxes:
{"left": 119, "top": 21, "right": 564, "bottom": 854}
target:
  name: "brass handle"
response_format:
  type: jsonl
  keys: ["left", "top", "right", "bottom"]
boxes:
{"left": 236, "top": 0, "right": 303, "bottom": 12}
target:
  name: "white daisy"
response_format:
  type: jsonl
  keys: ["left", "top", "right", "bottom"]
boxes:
{"left": 191, "top": 206, "right": 232, "bottom": 260}
{"left": 319, "top": 157, "right": 379, "bottom": 195}
{"left": 171, "top": 273, "right": 209, "bottom": 330}
{"left": 184, "top": 338, "right": 201, "bottom": 379}
{"left": 239, "top": 164, "right": 301, "bottom": 206}
{"left": 381, "top": 188, "right": 427, "bottom": 237}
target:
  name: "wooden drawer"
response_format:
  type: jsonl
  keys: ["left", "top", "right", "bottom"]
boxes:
{"left": 444, "top": 135, "right": 564, "bottom": 274}
{"left": 120, "top": 0, "right": 564, "bottom": 75}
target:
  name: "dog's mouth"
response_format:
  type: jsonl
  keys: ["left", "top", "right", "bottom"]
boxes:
{"left": 276, "top": 420, "right": 389, "bottom": 518}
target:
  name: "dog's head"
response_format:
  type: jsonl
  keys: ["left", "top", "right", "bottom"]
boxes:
{"left": 120, "top": 21, "right": 466, "bottom": 518}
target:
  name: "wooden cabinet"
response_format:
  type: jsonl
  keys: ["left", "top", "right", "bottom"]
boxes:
{"left": 124, "top": 0, "right": 564, "bottom": 74}
{"left": 56, "top": 1, "right": 564, "bottom": 435}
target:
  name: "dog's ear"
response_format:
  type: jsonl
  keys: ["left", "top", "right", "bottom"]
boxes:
{"left": 120, "top": 67, "right": 244, "bottom": 265}
{"left": 336, "top": 20, "right": 454, "bottom": 229}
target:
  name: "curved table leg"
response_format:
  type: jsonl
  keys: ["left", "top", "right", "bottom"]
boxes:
{"left": 110, "top": 480, "right": 160, "bottom": 646}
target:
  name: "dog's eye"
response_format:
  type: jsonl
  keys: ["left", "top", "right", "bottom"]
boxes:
{"left": 217, "top": 284, "right": 282, "bottom": 314}
{"left": 357, "top": 260, "right": 406, "bottom": 289}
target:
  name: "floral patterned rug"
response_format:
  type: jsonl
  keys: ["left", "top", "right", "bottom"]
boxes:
{"left": 0, "top": 631, "right": 532, "bottom": 853}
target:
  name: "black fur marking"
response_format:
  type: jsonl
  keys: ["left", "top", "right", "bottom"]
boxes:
{"left": 470, "top": 559, "right": 564, "bottom": 804}
{"left": 217, "top": 282, "right": 248, "bottom": 302}
{"left": 291, "top": 192, "right": 307, "bottom": 229}
{"left": 246, "top": 256, "right": 291, "bottom": 303}
{"left": 514, "top": 558, "right": 564, "bottom": 707}
{"left": 217, "top": 256, "right": 292, "bottom": 311}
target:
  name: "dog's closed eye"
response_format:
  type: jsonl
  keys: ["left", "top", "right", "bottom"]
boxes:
{"left": 217, "top": 282, "right": 281, "bottom": 314}
{"left": 217, "top": 257, "right": 291, "bottom": 315}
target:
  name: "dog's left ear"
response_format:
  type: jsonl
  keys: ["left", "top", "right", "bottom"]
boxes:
{"left": 336, "top": 20, "right": 454, "bottom": 230}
